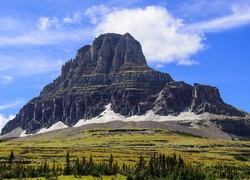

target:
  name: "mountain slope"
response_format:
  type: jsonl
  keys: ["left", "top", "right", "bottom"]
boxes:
{"left": 1, "top": 33, "right": 248, "bottom": 136}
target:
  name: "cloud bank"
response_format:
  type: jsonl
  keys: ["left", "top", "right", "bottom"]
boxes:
{"left": 87, "top": 6, "right": 205, "bottom": 65}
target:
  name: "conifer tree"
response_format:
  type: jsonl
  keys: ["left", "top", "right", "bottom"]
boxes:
{"left": 9, "top": 150, "right": 15, "bottom": 164}
{"left": 64, "top": 151, "right": 71, "bottom": 175}
{"left": 109, "top": 153, "right": 113, "bottom": 174}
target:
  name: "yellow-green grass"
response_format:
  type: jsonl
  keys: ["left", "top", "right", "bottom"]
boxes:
{"left": 58, "top": 174, "right": 126, "bottom": 180}
{"left": 19, "top": 174, "right": 126, "bottom": 180}
{"left": 1, "top": 129, "right": 250, "bottom": 168}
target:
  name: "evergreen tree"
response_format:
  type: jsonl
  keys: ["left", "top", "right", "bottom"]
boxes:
{"left": 136, "top": 155, "right": 146, "bottom": 173}
{"left": 9, "top": 150, "right": 15, "bottom": 164}
{"left": 88, "top": 154, "right": 94, "bottom": 173}
{"left": 43, "top": 160, "right": 49, "bottom": 175}
{"left": 63, "top": 151, "right": 71, "bottom": 175}
{"left": 81, "top": 156, "right": 86, "bottom": 175}
{"left": 109, "top": 153, "right": 113, "bottom": 174}
{"left": 52, "top": 160, "right": 59, "bottom": 179}
{"left": 73, "top": 157, "right": 82, "bottom": 177}
{"left": 147, "top": 155, "right": 154, "bottom": 178}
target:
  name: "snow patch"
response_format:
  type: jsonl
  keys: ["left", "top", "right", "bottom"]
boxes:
{"left": 20, "top": 130, "right": 29, "bottom": 137}
{"left": 74, "top": 104, "right": 206, "bottom": 127}
{"left": 36, "top": 121, "right": 68, "bottom": 134}
{"left": 12, "top": 104, "right": 240, "bottom": 137}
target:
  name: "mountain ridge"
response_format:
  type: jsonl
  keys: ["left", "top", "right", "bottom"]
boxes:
{"left": 1, "top": 33, "right": 249, "bottom": 137}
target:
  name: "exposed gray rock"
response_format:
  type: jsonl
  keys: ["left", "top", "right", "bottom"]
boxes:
{"left": 191, "top": 83, "right": 245, "bottom": 117}
{"left": 211, "top": 119, "right": 250, "bottom": 137}
{"left": 153, "top": 81, "right": 193, "bottom": 115}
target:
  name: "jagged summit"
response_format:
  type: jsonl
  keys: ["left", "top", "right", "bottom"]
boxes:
{"left": 1, "top": 33, "right": 249, "bottom": 137}
{"left": 41, "top": 33, "right": 167, "bottom": 95}
{"left": 62, "top": 33, "right": 149, "bottom": 76}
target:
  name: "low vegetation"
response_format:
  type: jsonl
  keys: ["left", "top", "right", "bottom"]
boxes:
{"left": 1, "top": 128, "right": 250, "bottom": 179}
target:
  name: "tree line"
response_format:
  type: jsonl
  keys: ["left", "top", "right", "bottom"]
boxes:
{"left": 0, "top": 151, "right": 250, "bottom": 179}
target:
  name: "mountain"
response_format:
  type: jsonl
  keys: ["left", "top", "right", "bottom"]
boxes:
{"left": 1, "top": 33, "right": 249, "bottom": 137}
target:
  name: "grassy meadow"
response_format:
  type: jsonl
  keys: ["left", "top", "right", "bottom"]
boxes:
{"left": 1, "top": 128, "right": 250, "bottom": 179}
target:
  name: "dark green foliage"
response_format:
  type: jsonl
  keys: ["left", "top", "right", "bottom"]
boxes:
{"left": 233, "top": 154, "right": 248, "bottom": 161}
{"left": 1, "top": 151, "right": 250, "bottom": 179}
{"left": 8, "top": 151, "right": 14, "bottom": 164}
{"left": 126, "top": 174, "right": 133, "bottom": 180}
{"left": 132, "top": 153, "right": 206, "bottom": 180}
{"left": 63, "top": 151, "right": 71, "bottom": 175}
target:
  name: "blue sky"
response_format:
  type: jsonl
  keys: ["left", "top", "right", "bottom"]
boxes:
{"left": 0, "top": 0, "right": 250, "bottom": 131}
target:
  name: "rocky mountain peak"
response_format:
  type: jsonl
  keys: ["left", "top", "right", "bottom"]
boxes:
{"left": 1, "top": 33, "right": 248, "bottom": 137}
{"left": 61, "top": 33, "right": 148, "bottom": 78}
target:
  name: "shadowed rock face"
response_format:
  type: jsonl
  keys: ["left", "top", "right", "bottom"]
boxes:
{"left": 153, "top": 81, "right": 193, "bottom": 115}
{"left": 1, "top": 33, "right": 248, "bottom": 135}
{"left": 190, "top": 83, "right": 245, "bottom": 117}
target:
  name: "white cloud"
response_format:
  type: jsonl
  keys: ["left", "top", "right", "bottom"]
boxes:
{"left": 37, "top": 17, "right": 60, "bottom": 31}
{"left": 89, "top": 6, "right": 205, "bottom": 65}
{"left": 63, "top": 12, "right": 83, "bottom": 24}
{"left": 37, "top": 13, "right": 84, "bottom": 31}
{"left": 155, "top": 64, "right": 165, "bottom": 68}
{"left": 184, "top": 5, "right": 250, "bottom": 32}
{"left": 0, "top": 101, "right": 23, "bottom": 133}
{"left": 0, "top": 14, "right": 91, "bottom": 47}
{"left": 0, "top": 29, "right": 89, "bottom": 46}
{"left": 176, "top": 0, "right": 232, "bottom": 19}
{"left": 0, "top": 76, "right": 12, "bottom": 85}
{"left": 0, "top": 101, "right": 21, "bottom": 132}
{"left": 0, "top": 17, "right": 25, "bottom": 32}
{"left": 0, "top": 101, "right": 23, "bottom": 111}
{"left": 18, "top": 59, "right": 63, "bottom": 75}
{"left": 85, "top": 5, "right": 110, "bottom": 24}
{"left": 0, "top": 114, "right": 15, "bottom": 133}
{"left": 0, "top": 54, "right": 64, "bottom": 75}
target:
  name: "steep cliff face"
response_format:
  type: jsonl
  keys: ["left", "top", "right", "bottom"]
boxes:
{"left": 1, "top": 33, "right": 248, "bottom": 136}
{"left": 212, "top": 119, "right": 250, "bottom": 137}
{"left": 153, "top": 81, "right": 193, "bottom": 115}
{"left": 190, "top": 83, "right": 244, "bottom": 117}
